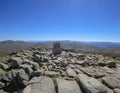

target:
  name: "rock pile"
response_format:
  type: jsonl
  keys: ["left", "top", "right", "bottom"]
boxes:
{"left": 0, "top": 46, "right": 120, "bottom": 93}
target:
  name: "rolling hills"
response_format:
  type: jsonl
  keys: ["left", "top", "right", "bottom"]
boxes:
{"left": 0, "top": 40, "right": 120, "bottom": 60}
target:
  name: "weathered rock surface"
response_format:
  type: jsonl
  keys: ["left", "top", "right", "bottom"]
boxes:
{"left": 75, "top": 61, "right": 85, "bottom": 66}
{"left": 17, "top": 69, "right": 29, "bottom": 86}
{"left": 80, "top": 66, "right": 105, "bottom": 78}
{"left": 97, "top": 61, "right": 107, "bottom": 66}
{"left": 60, "top": 61, "right": 68, "bottom": 68}
{"left": 102, "top": 76, "right": 120, "bottom": 89}
{"left": 114, "top": 88, "right": 120, "bottom": 93}
{"left": 20, "top": 65, "right": 33, "bottom": 75}
{"left": 23, "top": 76, "right": 55, "bottom": 93}
{"left": 44, "top": 71, "right": 59, "bottom": 77}
{"left": 107, "top": 62, "right": 116, "bottom": 68}
{"left": 0, "top": 46, "right": 119, "bottom": 93}
{"left": 56, "top": 78, "right": 82, "bottom": 93}
{"left": 0, "top": 82, "right": 4, "bottom": 89}
{"left": 77, "top": 74, "right": 107, "bottom": 93}
{"left": 66, "top": 68, "right": 76, "bottom": 77}
{"left": 8, "top": 57, "right": 23, "bottom": 68}
{"left": 0, "top": 63, "right": 9, "bottom": 70}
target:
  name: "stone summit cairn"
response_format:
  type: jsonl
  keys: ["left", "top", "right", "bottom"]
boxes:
{"left": 52, "top": 42, "right": 62, "bottom": 55}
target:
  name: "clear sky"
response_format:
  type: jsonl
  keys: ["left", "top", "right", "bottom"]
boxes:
{"left": 0, "top": 0, "right": 120, "bottom": 42}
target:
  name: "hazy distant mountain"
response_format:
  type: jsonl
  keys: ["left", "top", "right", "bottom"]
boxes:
{"left": 0, "top": 40, "right": 120, "bottom": 56}
{"left": 38, "top": 41, "right": 105, "bottom": 51}
{"left": 38, "top": 41, "right": 120, "bottom": 49}
{"left": 86, "top": 42, "right": 120, "bottom": 49}
{"left": 0, "top": 40, "right": 35, "bottom": 56}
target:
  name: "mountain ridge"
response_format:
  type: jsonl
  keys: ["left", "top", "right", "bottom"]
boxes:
{"left": 0, "top": 40, "right": 120, "bottom": 56}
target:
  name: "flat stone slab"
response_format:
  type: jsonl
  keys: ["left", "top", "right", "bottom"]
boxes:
{"left": 56, "top": 78, "right": 82, "bottom": 93}
{"left": 77, "top": 74, "right": 107, "bottom": 93}
{"left": 23, "top": 76, "right": 55, "bottom": 93}
{"left": 102, "top": 76, "right": 120, "bottom": 89}
{"left": 80, "top": 67, "right": 105, "bottom": 78}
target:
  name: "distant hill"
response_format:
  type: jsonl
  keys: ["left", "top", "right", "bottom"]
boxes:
{"left": 1, "top": 40, "right": 120, "bottom": 56}
{"left": 0, "top": 40, "right": 35, "bottom": 56}
{"left": 37, "top": 41, "right": 120, "bottom": 60}
{"left": 38, "top": 41, "right": 105, "bottom": 52}
{"left": 37, "top": 41, "right": 120, "bottom": 49}
{"left": 86, "top": 42, "right": 120, "bottom": 49}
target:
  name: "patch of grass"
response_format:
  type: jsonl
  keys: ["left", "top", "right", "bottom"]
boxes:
{"left": 52, "top": 78, "right": 58, "bottom": 93}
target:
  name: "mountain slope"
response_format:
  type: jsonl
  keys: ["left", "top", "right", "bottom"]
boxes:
{"left": 86, "top": 42, "right": 120, "bottom": 49}
{"left": 38, "top": 41, "right": 106, "bottom": 51}
{"left": 1, "top": 40, "right": 120, "bottom": 56}
{"left": 0, "top": 40, "right": 35, "bottom": 56}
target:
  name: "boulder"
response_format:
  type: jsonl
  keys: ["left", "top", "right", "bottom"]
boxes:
{"left": 61, "top": 71, "right": 67, "bottom": 77}
{"left": 8, "top": 57, "right": 23, "bottom": 68}
{"left": 5, "top": 70, "right": 17, "bottom": 82}
{"left": 11, "top": 69, "right": 30, "bottom": 88}
{"left": 97, "top": 61, "right": 107, "bottom": 66}
{"left": 32, "top": 54, "right": 41, "bottom": 62}
{"left": 33, "top": 51, "right": 41, "bottom": 56}
{"left": 18, "top": 69, "right": 29, "bottom": 81}
{"left": 30, "top": 71, "right": 41, "bottom": 78}
{"left": 42, "top": 57, "right": 49, "bottom": 62}
{"left": 76, "top": 61, "right": 89, "bottom": 66}
{"left": 32, "top": 62, "right": 40, "bottom": 71}
{"left": 77, "top": 74, "right": 107, "bottom": 93}
{"left": 1, "top": 70, "right": 17, "bottom": 83}
{"left": 66, "top": 68, "right": 76, "bottom": 77}
{"left": 74, "top": 69, "right": 83, "bottom": 74}
{"left": 0, "top": 69, "right": 6, "bottom": 76}
{"left": 107, "top": 62, "right": 116, "bottom": 68}
{"left": 0, "top": 81, "right": 5, "bottom": 89}
{"left": 114, "top": 88, "right": 120, "bottom": 93}
{"left": 80, "top": 67, "right": 105, "bottom": 78}
{"left": 48, "top": 65, "right": 54, "bottom": 71}
{"left": 20, "top": 65, "right": 33, "bottom": 75}
{"left": 44, "top": 71, "right": 59, "bottom": 77}
{"left": 69, "top": 64, "right": 77, "bottom": 68}
{"left": 0, "top": 70, "right": 18, "bottom": 92}
{"left": 75, "top": 61, "right": 85, "bottom": 65}
{"left": 60, "top": 61, "right": 68, "bottom": 68}
{"left": 102, "top": 67, "right": 115, "bottom": 74}
{"left": 77, "top": 54, "right": 85, "bottom": 60}
{"left": 0, "top": 63, "right": 9, "bottom": 70}
{"left": 102, "top": 76, "right": 120, "bottom": 89}
{"left": 56, "top": 78, "right": 82, "bottom": 93}
{"left": 23, "top": 76, "right": 55, "bottom": 93}
{"left": 23, "top": 60, "right": 39, "bottom": 71}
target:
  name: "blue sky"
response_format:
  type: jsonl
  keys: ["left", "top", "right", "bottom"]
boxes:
{"left": 0, "top": 0, "right": 120, "bottom": 42}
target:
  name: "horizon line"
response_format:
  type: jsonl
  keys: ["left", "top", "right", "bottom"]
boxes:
{"left": 0, "top": 39, "right": 120, "bottom": 43}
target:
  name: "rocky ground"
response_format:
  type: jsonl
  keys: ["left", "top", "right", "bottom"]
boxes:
{"left": 0, "top": 48, "right": 120, "bottom": 93}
